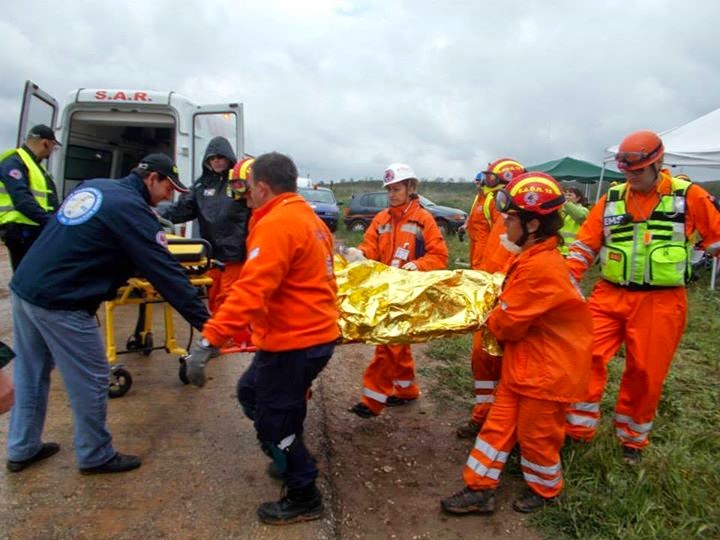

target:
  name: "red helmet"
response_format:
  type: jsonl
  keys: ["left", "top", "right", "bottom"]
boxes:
{"left": 229, "top": 157, "right": 254, "bottom": 195}
{"left": 495, "top": 172, "right": 565, "bottom": 215}
{"left": 482, "top": 158, "right": 525, "bottom": 187}
{"left": 615, "top": 130, "right": 664, "bottom": 171}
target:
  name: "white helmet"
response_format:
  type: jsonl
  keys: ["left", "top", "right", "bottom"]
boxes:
{"left": 383, "top": 163, "right": 417, "bottom": 187}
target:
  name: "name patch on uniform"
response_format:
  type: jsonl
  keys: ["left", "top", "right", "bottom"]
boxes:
{"left": 57, "top": 187, "right": 103, "bottom": 225}
{"left": 8, "top": 169, "right": 23, "bottom": 180}
{"left": 603, "top": 214, "right": 629, "bottom": 227}
{"left": 248, "top": 247, "right": 260, "bottom": 260}
{"left": 203, "top": 188, "right": 216, "bottom": 196}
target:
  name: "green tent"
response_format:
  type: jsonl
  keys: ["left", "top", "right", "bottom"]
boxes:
{"left": 526, "top": 157, "right": 625, "bottom": 184}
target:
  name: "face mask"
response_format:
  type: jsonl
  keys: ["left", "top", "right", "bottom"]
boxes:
{"left": 499, "top": 233, "right": 522, "bottom": 255}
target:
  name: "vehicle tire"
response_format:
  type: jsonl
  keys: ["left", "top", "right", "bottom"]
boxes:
{"left": 435, "top": 219, "right": 449, "bottom": 235}
{"left": 126, "top": 335, "right": 140, "bottom": 351}
{"left": 109, "top": 367, "right": 133, "bottom": 398}
{"left": 140, "top": 332, "right": 153, "bottom": 356}
{"left": 348, "top": 220, "right": 368, "bottom": 233}
{"left": 178, "top": 356, "right": 190, "bottom": 385}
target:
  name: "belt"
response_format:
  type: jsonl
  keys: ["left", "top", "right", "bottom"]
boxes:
{"left": 602, "top": 279, "right": 683, "bottom": 292}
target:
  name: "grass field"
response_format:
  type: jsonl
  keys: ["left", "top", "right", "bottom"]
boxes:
{"left": 333, "top": 187, "right": 720, "bottom": 539}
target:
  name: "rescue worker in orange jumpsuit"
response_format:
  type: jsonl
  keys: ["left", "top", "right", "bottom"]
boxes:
{"left": 184, "top": 152, "right": 339, "bottom": 525}
{"left": 442, "top": 172, "right": 593, "bottom": 515}
{"left": 564, "top": 130, "right": 720, "bottom": 465}
{"left": 456, "top": 159, "right": 527, "bottom": 439}
{"left": 346, "top": 163, "right": 448, "bottom": 418}
{"left": 458, "top": 171, "right": 495, "bottom": 269}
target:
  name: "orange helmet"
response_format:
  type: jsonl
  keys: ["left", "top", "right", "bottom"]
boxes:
{"left": 229, "top": 157, "right": 254, "bottom": 196}
{"left": 615, "top": 130, "right": 664, "bottom": 171}
{"left": 495, "top": 171, "right": 565, "bottom": 215}
{"left": 482, "top": 158, "right": 525, "bottom": 187}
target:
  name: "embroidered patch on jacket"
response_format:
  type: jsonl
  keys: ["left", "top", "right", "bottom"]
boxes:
{"left": 155, "top": 231, "right": 168, "bottom": 248}
{"left": 57, "top": 187, "right": 103, "bottom": 226}
{"left": 8, "top": 169, "right": 23, "bottom": 180}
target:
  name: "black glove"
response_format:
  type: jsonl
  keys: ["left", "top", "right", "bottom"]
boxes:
{"left": 186, "top": 338, "right": 219, "bottom": 387}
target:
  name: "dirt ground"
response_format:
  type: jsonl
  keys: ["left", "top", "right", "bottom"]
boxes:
{"left": 0, "top": 249, "right": 537, "bottom": 540}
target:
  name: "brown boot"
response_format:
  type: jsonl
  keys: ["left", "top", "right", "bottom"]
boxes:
{"left": 455, "top": 420, "right": 481, "bottom": 439}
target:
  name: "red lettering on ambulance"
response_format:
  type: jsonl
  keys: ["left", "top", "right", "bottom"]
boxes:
{"left": 95, "top": 90, "right": 107, "bottom": 100}
{"left": 133, "top": 92, "right": 150, "bottom": 102}
{"left": 112, "top": 91, "right": 127, "bottom": 100}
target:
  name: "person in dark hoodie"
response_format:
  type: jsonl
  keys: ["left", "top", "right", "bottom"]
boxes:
{"left": 161, "top": 136, "right": 251, "bottom": 313}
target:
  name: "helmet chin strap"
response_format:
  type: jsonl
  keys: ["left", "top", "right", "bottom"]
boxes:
{"left": 516, "top": 216, "right": 531, "bottom": 247}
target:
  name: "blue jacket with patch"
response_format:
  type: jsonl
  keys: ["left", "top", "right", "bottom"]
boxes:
{"left": 10, "top": 173, "right": 210, "bottom": 329}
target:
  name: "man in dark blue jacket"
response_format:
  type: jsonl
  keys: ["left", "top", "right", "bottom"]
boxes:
{"left": 6, "top": 154, "right": 210, "bottom": 475}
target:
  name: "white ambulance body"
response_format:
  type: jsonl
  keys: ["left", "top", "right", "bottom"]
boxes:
{"left": 16, "top": 80, "right": 244, "bottom": 236}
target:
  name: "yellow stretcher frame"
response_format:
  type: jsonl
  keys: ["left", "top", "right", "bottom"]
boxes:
{"left": 104, "top": 236, "right": 214, "bottom": 397}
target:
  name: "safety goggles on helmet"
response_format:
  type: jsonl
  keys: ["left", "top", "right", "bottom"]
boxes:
{"left": 495, "top": 172, "right": 566, "bottom": 216}
{"left": 615, "top": 144, "right": 662, "bottom": 171}
{"left": 474, "top": 172, "right": 484, "bottom": 183}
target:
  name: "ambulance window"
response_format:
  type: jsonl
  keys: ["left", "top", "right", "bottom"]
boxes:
{"left": 64, "top": 146, "right": 113, "bottom": 180}
{"left": 193, "top": 112, "right": 238, "bottom": 179}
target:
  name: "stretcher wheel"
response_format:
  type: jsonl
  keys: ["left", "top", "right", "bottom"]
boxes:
{"left": 178, "top": 356, "right": 190, "bottom": 385}
{"left": 109, "top": 367, "right": 133, "bottom": 398}
{"left": 140, "top": 333, "right": 154, "bottom": 356}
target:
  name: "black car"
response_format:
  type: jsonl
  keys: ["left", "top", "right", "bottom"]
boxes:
{"left": 343, "top": 192, "right": 467, "bottom": 234}
{"left": 298, "top": 186, "right": 341, "bottom": 232}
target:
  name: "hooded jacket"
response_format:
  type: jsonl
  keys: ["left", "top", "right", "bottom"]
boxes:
{"left": 160, "top": 137, "right": 250, "bottom": 262}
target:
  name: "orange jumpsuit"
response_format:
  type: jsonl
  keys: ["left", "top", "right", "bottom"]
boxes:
{"left": 564, "top": 171, "right": 720, "bottom": 449}
{"left": 466, "top": 189, "right": 493, "bottom": 270}
{"left": 470, "top": 200, "right": 515, "bottom": 425}
{"left": 357, "top": 198, "right": 448, "bottom": 414}
{"left": 207, "top": 263, "right": 252, "bottom": 347}
{"left": 202, "top": 193, "right": 339, "bottom": 351}
{"left": 463, "top": 237, "right": 592, "bottom": 499}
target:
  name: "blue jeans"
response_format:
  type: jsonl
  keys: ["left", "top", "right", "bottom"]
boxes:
{"left": 236, "top": 341, "right": 334, "bottom": 489}
{"left": 8, "top": 293, "right": 115, "bottom": 468}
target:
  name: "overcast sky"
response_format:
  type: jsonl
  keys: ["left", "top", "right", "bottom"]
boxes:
{"left": 2, "top": 0, "right": 719, "bottom": 181}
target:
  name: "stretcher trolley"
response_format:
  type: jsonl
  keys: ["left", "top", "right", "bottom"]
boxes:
{"left": 104, "top": 237, "right": 214, "bottom": 398}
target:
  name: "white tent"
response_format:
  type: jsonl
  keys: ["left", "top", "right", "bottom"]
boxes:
{"left": 607, "top": 107, "right": 720, "bottom": 169}
{"left": 596, "top": 107, "right": 720, "bottom": 289}
{"left": 596, "top": 106, "right": 720, "bottom": 202}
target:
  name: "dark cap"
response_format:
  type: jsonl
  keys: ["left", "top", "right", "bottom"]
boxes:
{"left": 27, "top": 124, "right": 62, "bottom": 146}
{"left": 137, "top": 153, "right": 188, "bottom": 193}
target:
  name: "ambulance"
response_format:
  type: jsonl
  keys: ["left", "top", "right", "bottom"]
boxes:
{"left": 16, "top": 80, "right": 244, "bottom": 236}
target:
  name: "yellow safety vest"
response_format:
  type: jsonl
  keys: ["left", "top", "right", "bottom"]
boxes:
{"left": 600, "top": 178, "right": 692, "bottom": 287}
{"left": 0, "top": 147, "right": 53, "bottom": 226}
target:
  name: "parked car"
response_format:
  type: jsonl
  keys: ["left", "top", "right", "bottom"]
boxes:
{"left": 343, "top": 192, "right": 467, "bottom": 234}
{"left": 298, "top": 186, "right": 341, "bottom": 232}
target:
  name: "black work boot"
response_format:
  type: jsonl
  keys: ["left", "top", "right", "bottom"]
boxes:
{"left": 455, "top": 420, "right": 482, "bottom": 439}
{"left": 349, "top": 402, "right": 377, "bottom": 418}
{"left": 7, "top": 442, "right": 60, "bottom": 472}
{"left": 385, "top": 396, "right": 418, "bottom": 407}
{"left": 622, "top": 446, "right": 642, "bottom": 465}
{"left": 257, "top": 483, "right": 323, "bottom": 525}
{"left": 512, "top": 487, "right": 556, "bottom": 513}
{"left": 441, "top": 487, "right": 495, "bottom": 515}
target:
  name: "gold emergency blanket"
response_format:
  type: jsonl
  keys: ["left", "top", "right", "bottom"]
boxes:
{"left": 335, "top": 256, "right": 503, "bottom": 353}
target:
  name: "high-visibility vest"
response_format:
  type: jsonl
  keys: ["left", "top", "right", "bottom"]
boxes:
{"left": 559, "top": 213, "right": 582, "bottom": 256}
{"left": 600, "top": 177, "right": 692, "bottom": 287}
{"left": 0, "top": 148, "right": 53, "bottom": 226}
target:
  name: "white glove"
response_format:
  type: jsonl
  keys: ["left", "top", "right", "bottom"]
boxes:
{"left": 401, "top": 261, "right": 418, "bottom": 271}
{"left": 344, "top": 247, "right": 366, "bottom": 263}
{"left": 185, "top": 338, "right": 219, "bottom": 387}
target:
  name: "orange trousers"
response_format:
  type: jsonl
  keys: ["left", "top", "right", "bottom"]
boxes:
{"left": 463, "top": 384, "right": 567, "bottom": 499}
{"left": 361, "top": 344, "right": 420, "bottom": 414}
{"left": 208, "top": 263, "right": 252, "bottom": 346}
{"left": 470, "top": 332, "right": 502, "bottom": 425}
{"left": 565, "top": 281, "right": 687, "bottom": 449}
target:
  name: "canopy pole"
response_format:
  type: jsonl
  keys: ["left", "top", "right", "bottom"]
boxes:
{"left": 711, "top": 257, "right": 718, "bottom": 291}
{"left": 595, "top": 163, "right": 607, "bottom": 203}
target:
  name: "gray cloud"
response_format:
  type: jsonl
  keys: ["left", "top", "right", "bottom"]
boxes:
{"left": 3, "top": 0, "right": 720, "bottom": 181}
